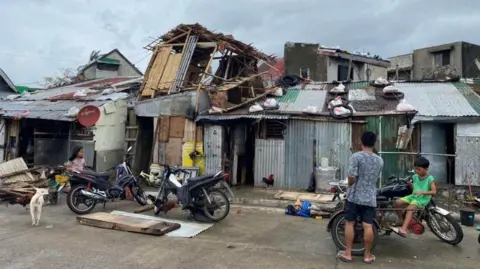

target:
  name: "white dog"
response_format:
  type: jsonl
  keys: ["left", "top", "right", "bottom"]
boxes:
{"left": 30, "top": 187, "right": 49, "bottom": 226}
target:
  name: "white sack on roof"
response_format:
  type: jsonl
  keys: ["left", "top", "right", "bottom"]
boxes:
{"left": 263, "top": 98, "right": 278, "bottom": 108}
{"left": 65, "top": 107, "right": 80, "bottom": 117}
{"left": 383, "top": 85, "right": 399, "bottom": 93}
{"left": 73, "top": 89, "right": 87, "bottom": 97}
{"left": 333, "top": 106, "right": 351, "bottom": 116}
{"left": 374, "top": 77, "right": 389, "bottom": 85}
{"left": 328, "top": 96, "right": 343, "bottom": 109}
{"left": 249, "top": 104, "right": 263, "bottom": 113}
{"left": 302, "top": 106, "right": 319, "bottom": 113}
{"left": 272, "top": 88, "right": 283, "bottom": 97}
{"left": 331, "top": 83, "right": 346, "bottom": 93}
{"left": 396, "top": 99, "right": 415, "bottom": 112}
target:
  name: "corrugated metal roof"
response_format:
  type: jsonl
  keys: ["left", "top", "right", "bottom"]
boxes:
{"left": 276, "top": 90, "right": 327, "bottom": 112}
{"left": 396, "top": 82, "right": 480, "bottom": 117}
{"left": 16, "top": 76, "right": 140, "bottom": 101}
{"left": 0, "top": 100, "right": 108, "bottom": 121}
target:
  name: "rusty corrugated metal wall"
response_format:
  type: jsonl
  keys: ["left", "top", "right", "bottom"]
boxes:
{"left": 352, "top": 115, "right": 420, "bottom": 183}
{"left": 254, "top": 139, "right": 285, "bottom": 187}
{"left": 455, "top": 123, "right": 480, "bottom": 186}
{"left": 204, "top": 124, "right": 224, "bottom": 174}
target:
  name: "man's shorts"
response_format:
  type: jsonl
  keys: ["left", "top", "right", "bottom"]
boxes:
{"left": 345, "top": 201, "right": 376, "bottom": 224}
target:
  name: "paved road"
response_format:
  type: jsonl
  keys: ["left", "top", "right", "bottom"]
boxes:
{"left": 0, "top": 199, "right": 478, "bottom": 269}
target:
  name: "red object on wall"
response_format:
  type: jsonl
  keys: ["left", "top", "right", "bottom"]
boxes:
{"left": 77, "top": 105, "right": 101, "bottom": 127}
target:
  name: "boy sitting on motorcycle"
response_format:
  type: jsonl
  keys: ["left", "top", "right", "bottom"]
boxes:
{"left": 395, "top": 157, "right": 437, "bottom": 237}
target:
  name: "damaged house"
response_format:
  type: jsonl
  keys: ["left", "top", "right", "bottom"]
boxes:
{"left": 134, "top": 23, "right": 273, "bottom": 176}
{"left": 197, "top": 78, "right": 480, "bottom": 189}
{"left": 0, "top": 76, "right": 142, "bottom": 170}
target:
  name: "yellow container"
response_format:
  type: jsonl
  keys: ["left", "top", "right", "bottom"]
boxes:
{"left": 182, "top": 141, "right": 205, "bottom": 175}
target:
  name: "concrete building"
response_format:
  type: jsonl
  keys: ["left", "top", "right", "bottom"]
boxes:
{"left": 284, "top": 42, "right": 390, "bottom": 82}
{"left": 78, "top": 49, "right": 143, "bottom": 81}
{"left": 388, "top": 41, "right": 480, "bottom": 80}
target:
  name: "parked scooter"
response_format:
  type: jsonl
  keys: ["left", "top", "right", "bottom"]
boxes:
{"left": 327, "top": 171, "right": 464, "bottom": 255}
{"left": 149, "top": 165, "right": 233, "bottom": 222}
{"left": 66, "top": 147, "right": 148, "bottom": 214}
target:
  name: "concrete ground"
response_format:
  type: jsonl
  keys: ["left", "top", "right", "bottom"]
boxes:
{"left": 0, "top": 197, "right": 479, "bottom": 269}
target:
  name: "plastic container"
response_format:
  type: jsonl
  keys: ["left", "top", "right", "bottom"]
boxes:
{"left": 314, "top": 166, "right": 338, "bottom": 193}
{"left": 459, "top": 208, "right": 475, "bottom": 227}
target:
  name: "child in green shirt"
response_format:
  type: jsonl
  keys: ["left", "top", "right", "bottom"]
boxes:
{"left": 395, "top": 157, "right": 437, "bottom": 236}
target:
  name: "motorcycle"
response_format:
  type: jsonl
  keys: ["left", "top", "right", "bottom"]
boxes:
{"left": 150, "top": 165, "right": 233, "bottom": 222}
{"left": 66, "top": 147, "right": 148, "bottom": 214}
{"left": 327, "top": 171, "right": 464, "bottom": 256}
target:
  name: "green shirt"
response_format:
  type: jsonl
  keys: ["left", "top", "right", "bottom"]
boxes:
{"left": 411, "top": 174, "right": 435, "bottom": 205}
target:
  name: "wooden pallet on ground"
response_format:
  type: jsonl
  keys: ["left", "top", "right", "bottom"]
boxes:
{"left": 77, "top": 212, "right": 181, "bottom": 236}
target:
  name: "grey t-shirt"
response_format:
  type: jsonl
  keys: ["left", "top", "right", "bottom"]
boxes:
{"left": 346, "top": 151, "right": 384, "bottom": 207}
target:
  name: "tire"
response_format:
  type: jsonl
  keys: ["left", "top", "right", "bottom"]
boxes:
{"left": 130, "top": 184, "right": 148, "bottom": 206}
{"left": 330, "top": 212, "right": 379, "bottom": 256}
{"left": 202, "top": 190, "right": 230, "bottom": 222}
{"left": 478, "top": 234, "right": 480, "bottom": 245}
{"left": 383, "top": 92, "right": 404, "bottom": 100}
{"left": 66, "top": 184, "right": 97, "bottom": 215}
{"left": 426, "top": 213, "right": 464, "bottom": 245}
{"left": 279, "top": 75, "right": 300, "bottom": 87}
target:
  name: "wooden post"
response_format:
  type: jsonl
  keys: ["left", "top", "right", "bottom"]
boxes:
{"left": 192, "top": 45, "right": 218, "bottom": 157}
{"left": 224, "top": 51, "right": 232, "bottom": 80}
{"left": 395, "top": 64, "right": 399, "bottom": 80}
{"left": 347, "top": 55, "right": 353, "bottom": 80}
{"left": 150, "top": 118, "right": 161, "bottom": 164}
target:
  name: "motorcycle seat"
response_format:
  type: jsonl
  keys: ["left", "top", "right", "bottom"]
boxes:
{"left": 376, "top": 196, "right": 388, "bottom": 201}
{"left": 188, "top": 174, "right": 216, "bottom": 182}
{"left": 80, "top": 170, "right": 111, "bottom": 179}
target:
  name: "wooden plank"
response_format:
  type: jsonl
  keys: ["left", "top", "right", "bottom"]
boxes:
{"left": 183, "top": 120, "right": 203, "bottom": 142}
{"left": 158, "top": 116, "right": 170, "bottom": 142}
{"left": 142, "top": 47, "right": 172, "bottom": 96}
{"left": 77, "top": 212, "right": 180, "bottom": 236}
{"left": 168, "top": 116, "right": 186, "bottom": 138}
{"left": 0, "top": 158, "right": 35, "bottom": 184}
{"left": 165, "top": 138, "right": 182, "bottom": 165}
{"left": 274, "top": 191, "right": 334, "bottom": 204}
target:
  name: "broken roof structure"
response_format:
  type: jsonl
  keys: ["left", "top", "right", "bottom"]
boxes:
{"left": 136, "top": 23, "right": 276, "bottom": 118}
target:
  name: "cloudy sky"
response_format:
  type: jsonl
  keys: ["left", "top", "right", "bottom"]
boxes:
{"left": 1, "top": 0, "right": 480, "bottom": 87}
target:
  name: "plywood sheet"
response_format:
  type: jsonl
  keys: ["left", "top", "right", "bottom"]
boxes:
{"left": 157, "top": 116, "right": 170, "bottom": 142}
{"left": 165, "top": 138, "right": 182, "bottom": 165}
{"left": 0, "top": 158, "right": 35, "bottom": 184}
{"left": 169, "top": 116, "right": 186, "bottom": 138}
{"left": 183, "top": 120, "right": 203, "bottom": 142}
{"left": 141, "top": 46, "right": 173, "bottom": 97}
{"left": 162, "top": 52, "right": 183, "bottom": 92}
{"left": 77, "top": 212, "right": 180, "bottom": 236}
{"left": 274, "top": 191, "right": 334, "bottom": 204}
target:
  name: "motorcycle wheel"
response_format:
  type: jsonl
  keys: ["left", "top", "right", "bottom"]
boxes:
{"left": 130, "top": 185, "right": 148, "bottom": 206}
{"left": 330, "top": 212, "right": 379, "bottom": 256}
{"left": 202, "top": 190, "right": 230, "bottom": 222}
{"left": 66, "top": 184, "right": 97, "bottom": 215}
{"left": 426, "top": 212, "right": 463, "bottom": 245}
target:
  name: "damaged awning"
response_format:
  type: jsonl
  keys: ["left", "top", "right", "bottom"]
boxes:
{"left": 134, "top": 91, "right": 210, "bottom": 118}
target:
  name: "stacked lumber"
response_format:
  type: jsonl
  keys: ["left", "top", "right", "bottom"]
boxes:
{"left": 0, "top": 158, "right": 48, "bottom": 198}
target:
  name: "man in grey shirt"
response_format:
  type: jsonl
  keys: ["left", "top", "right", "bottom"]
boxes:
{"left": 337, "top": 131, "right": 383, "bottom": 264}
